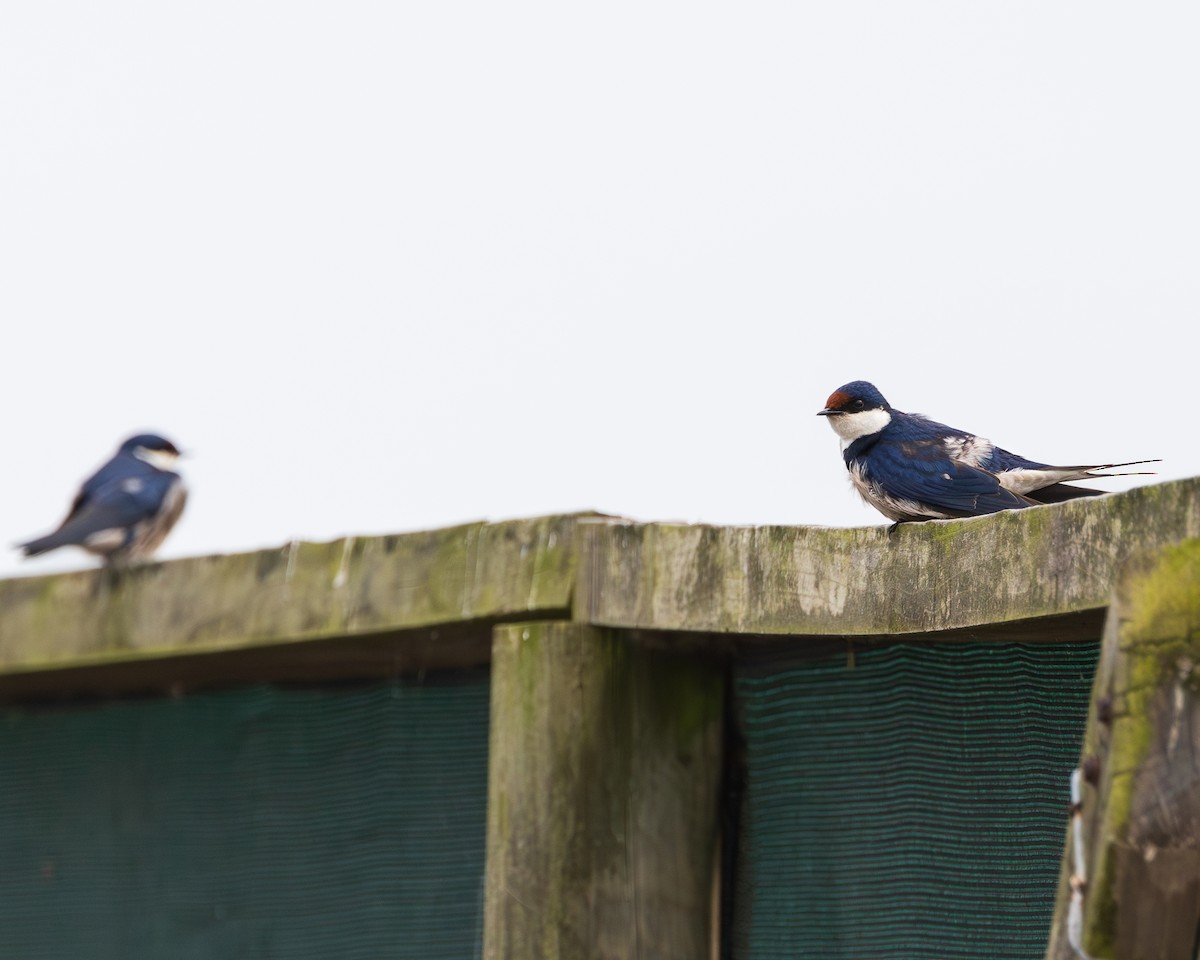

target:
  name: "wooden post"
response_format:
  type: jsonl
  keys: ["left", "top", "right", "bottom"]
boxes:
{"left": 483, "top": 622, "right": 724, "bottom": 960}
{"left": 1045, "top": 539, "right": 1200, "bottom": 960}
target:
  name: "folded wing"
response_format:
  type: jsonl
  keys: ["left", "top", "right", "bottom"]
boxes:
{"left": 870, "top": 439, "right": 1034, "bottom": 519}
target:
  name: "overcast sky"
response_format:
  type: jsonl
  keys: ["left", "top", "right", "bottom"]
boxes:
{"left": 3, "top": 2, "right": 1196, "bottom": 578}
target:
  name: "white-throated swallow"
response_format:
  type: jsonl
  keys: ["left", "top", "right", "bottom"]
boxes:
{"left": 19, "top": 433, "right": 187, "bottom": 565}
{"left": 818, "top": 381, "right": 1157, "bottom": 524}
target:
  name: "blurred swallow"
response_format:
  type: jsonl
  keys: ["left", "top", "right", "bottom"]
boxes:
{"left": 19, "top": 433, "right": 187, "bottom": 565}
{"left": 818, "top": 381, "right": 1157, "bottom": 524}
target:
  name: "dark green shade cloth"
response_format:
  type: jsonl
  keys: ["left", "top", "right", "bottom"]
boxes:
{"left": 0, "top": 676, "right": 489, "bottom": 959}
{"left": 733, "top": 640, "right": 1098, "bottom": 960}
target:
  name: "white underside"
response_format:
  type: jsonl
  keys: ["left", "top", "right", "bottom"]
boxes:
{"left": 847, "top": 461, "right": 951, "bottom": 521}
{"left": 997, "top": 466, "right": 1091, "bottom": 494}
{"left": 83, "top": 480, "right": 188, "bottom": 563}
{"left": 83, "top": 528, "right": 128, "bottom": 552}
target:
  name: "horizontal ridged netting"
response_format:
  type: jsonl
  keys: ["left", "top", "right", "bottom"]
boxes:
{"left": 0, "top": 676, "right": 489, "bottom": 960}
{"left": 732, "top": 641, "right": 1097, "bottom": 960}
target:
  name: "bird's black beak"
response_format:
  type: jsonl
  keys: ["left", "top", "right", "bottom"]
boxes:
{"left": 816, "top": 408, "right": 839, "bottom": 417}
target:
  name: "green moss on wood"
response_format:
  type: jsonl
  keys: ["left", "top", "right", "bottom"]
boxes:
{"left": 6, "top": 480, "right": 1200, "bottom": 683}
{"left": 0, "top": 515, "right": 581, "bottom": 678}
{"left": 1125, "top": 540, "right": 1200, "bottom": 652}
{"left": 1080, "top": 539, "right": 1200, "bottom": 958}
{"left": 580, "top": 478, "right": 1200, "bottom": 637}
{"left": 485, "top": 622, "right": 723, "bottom": 959}
{"left": 1085, "top": 842, "right": 1120, "bottom": 958}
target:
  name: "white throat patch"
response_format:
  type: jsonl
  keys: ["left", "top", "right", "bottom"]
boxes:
{"left": 134, "top": 447, "right": 180, "bottom": 471}
{"left": 826, "top": 407, "right": 891, "bottom": 449}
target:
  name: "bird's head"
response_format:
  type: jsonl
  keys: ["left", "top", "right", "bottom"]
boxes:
{"left": 119, "top": 434, "right": 184, "bottom": 470}
{"left": 817, "top": 381, "right": 892, "bottom": 444}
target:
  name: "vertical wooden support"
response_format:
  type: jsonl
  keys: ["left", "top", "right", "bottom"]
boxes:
{"left": 1045, "top": 540, "right": 1200, "bottom": 960}
{"left": 483, "top": 622, "right": 724, "bottom": 960}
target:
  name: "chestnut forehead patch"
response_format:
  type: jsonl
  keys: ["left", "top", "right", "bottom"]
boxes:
{"left": 825, "top": 389, "right": 853, "bottom": 410}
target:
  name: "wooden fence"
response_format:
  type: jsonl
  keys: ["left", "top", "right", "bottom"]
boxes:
{"left": 1, "top": 477, "right": 1197, "bottom": 959}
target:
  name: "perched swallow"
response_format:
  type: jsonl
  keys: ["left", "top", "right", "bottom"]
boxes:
{"left": 19, "top": 433, "right": 187, "bottom": 565}
{"left": 818, "top": 381, "right": 1157, "bottom": 524}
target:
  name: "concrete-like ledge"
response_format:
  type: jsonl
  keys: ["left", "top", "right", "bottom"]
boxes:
{"left": 1, "top": 480, "right": 1197, "bottom": 690}
{"left": 0, "top": 514, "right": 579, "bottom": 681}
{"left": 576, "top": 478, "right": 1200, "bottom": 636}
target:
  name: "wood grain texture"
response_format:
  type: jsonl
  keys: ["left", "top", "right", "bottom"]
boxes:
{"left": 2, "top": 479, "right": 1198, "bottom": 687}
{"left": 577, "top": 478, "right": 1200, "bottom": 637}
{"left": 0, "top": 514, "right": 579, "bottom": 677}
{"left": 483, "top": 622, "right": 723, "bottom": 960}
{"left": 1044, "top": 538, "right": 1200, "bottom": 960}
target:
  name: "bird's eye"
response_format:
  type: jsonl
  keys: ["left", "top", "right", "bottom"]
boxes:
{"left": 852, "top": 399, "right": 865, "bottom": 411}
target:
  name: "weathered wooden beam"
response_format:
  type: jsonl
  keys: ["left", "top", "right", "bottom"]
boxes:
{"left": 0, "top": 623, "right": 493, "bottom": 701}
{"left": 1044, "top": 538, "right": 1200, "bottom": 960}
{"left": 577, "top": 478, "right": 1200, "bottom": 636}
{"left": 483, "top": 622, "right": 724, "bottom": 960}
{"left": 3, "top": 479, "right": 1198, "bottom": 691}
{"left": 0, "top": 515, "right": 579, "bottom": 678}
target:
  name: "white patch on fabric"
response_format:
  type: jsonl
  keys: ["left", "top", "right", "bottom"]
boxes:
{"left": 826, "top": 407, "right": 891, "bottom": 449}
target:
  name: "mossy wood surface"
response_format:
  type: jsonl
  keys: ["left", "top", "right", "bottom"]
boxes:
{"left": 1044, "top": 539, "right": 1200, "bottom": 960}
{"left": 578, "top": 479, "right": 1200, "bottom": 636}
{"left": 483, "top": 622, "right": 723, "bottom": 960}
{"left": 0, "top": 515, "right": 578, "bottom": 680}
{"left": 2, "top": 481, "right": 1199, "bottom": 689}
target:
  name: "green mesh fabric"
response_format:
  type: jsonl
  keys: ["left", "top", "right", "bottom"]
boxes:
{"left": 0, "top": 676, "right": 489, "bottom": 959}
{"left": 732, "top": 640, "right": 1098, "bottom": 960}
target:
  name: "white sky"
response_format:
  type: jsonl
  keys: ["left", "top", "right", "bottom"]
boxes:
{"left": 3, "top": 2, "right": 1197, "bottom": 578}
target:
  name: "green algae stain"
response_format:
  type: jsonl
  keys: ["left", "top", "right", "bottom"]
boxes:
{"left": 1125, "top": 539, "right": 1200, "bottom": 653}
{"left": 1085, "top": 539, "right": 1200, "bottom": 957}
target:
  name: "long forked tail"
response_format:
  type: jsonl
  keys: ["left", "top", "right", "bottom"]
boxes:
{"left": 1083, "top": 458, "right": 1161, "bottom": 478}
{"left": 1023, "top": 459, "right": 1160, "bottom": 505}
{"left": 1025, "top": 484, "right": 1103, "bottom": 505}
